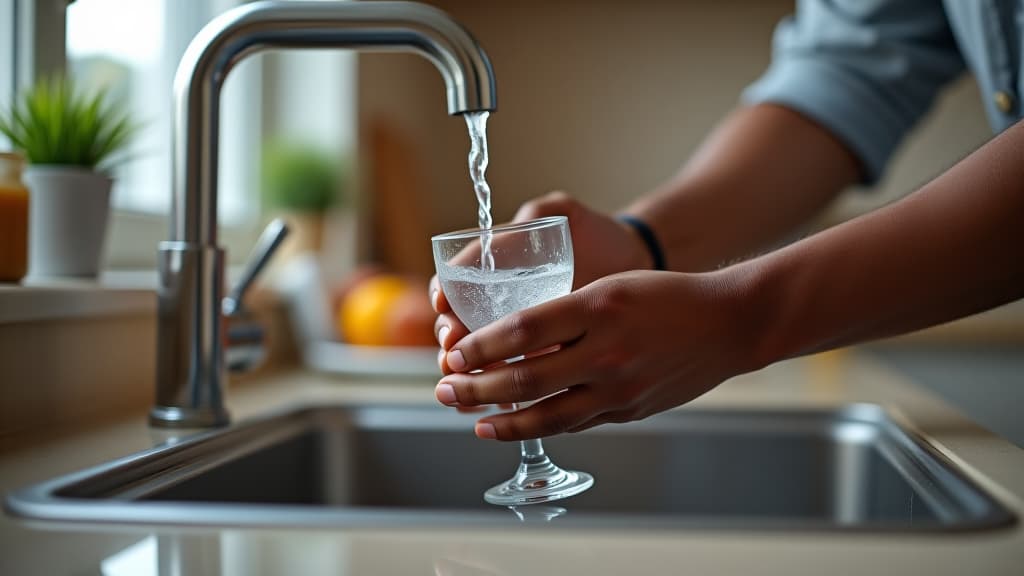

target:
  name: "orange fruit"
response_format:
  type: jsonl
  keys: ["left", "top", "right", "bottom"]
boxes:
{"left": 338, "top": 275, "right": 412, "bottom": 346}
{"left": 385, "top": 288, "right": 438, "bottom": 347}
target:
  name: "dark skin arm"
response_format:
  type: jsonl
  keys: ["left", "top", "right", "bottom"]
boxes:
{"left": 753, "top": 118, "right": 1024, "bottom": 363}
{"left": 433, "top": 117, "right": 1024, "bottom": 441}
{"left": 627, "top": 103, "right": 861, "bottom": 271}
{"left": 433, "top": 103, "right": 860, "bottom": 371}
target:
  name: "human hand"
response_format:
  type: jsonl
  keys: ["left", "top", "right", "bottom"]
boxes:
{"left": 513, "top": 191, "right": 653, "bottom": 288}
{"left": 432, "top": 268, "right": 763, "bottom": 440}
{"left": 429, "top": 191, "right": 654, "bottom": 374}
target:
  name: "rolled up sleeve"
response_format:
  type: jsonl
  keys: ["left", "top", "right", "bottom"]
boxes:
{"left": 743, "top": 0, "right": 965, "bottom": 184}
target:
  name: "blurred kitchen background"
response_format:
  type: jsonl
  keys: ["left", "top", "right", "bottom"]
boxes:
{"left": 3, "top": 0, "right": 1020, "bottom": 445}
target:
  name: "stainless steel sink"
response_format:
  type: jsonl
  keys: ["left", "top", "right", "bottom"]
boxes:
{"left": 5, "top": 404, "right": 1015, "bottom": 531}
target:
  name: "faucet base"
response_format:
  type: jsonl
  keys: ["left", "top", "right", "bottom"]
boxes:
{"left": 155, "top": 242, "right": 228, "bottom": 429}
{"left": 149, "top": 405, "right": 230, "bottom": 429}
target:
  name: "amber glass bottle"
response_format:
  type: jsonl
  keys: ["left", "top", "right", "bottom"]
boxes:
{"left": 0, "top": 152, "right": 29, "bottom": 282}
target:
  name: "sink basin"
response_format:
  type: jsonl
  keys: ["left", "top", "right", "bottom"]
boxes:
{"left": 5, "top": 403, "right": 1014, "bottom": 531}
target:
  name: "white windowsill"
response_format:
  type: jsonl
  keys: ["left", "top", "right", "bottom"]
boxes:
{"left": 0, "top": 265, "right": 262, "bottom": 324}
{"left": 0, "top": 271, "right": 157, "bottom": 324}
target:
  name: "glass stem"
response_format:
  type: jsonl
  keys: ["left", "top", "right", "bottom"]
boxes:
{"left": 511, "top": 399, "right": 547, "bottom": 464}
{"left": 520, "top": 438, "right": 547, "bottom": 463}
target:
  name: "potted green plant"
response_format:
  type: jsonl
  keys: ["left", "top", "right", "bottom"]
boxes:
{"left": 261, "top": 139, "right": 346, "bottom": 256}
{"left": 0, "top": 76, "right": 134, "bottom": 278}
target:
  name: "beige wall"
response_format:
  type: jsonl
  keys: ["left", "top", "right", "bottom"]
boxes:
{"left": 357, "top": 0, "right": 991, "bottom": 275}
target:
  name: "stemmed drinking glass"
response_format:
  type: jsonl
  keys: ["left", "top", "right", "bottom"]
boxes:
{"left": 432, "top": 216, "right": 594, "bottom": 505}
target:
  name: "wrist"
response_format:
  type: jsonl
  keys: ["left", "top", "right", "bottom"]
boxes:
{"left": 616, "top": 214, "right": 665, "bottom": 271}
{"left": 715, "top": 258, "right": 788, "bottom": 373}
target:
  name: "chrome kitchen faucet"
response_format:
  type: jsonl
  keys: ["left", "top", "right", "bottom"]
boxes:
{"left": 151, "top": 1, "right": 497, "bottom": 427}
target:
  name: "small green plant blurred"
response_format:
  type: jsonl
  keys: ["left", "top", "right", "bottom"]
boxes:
{"left": 0, "top": 76, "right": 135, "bottom": 171}
{"left": 261, "top": 140, "right": 346, "bottom": 214}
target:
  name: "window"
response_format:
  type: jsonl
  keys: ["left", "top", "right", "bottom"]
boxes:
{"left": 66, "top": 0, "right": 260, "bottom": 223}
{"left": 0, "top": 1, "right": 17, "bottom": 149}
{"left": 64, "top": 0, "right": 263, "bottom": 266}
{"left": 2, "top": 1, "right": 71, "bottom": 162}
{"left": 7, "top": 0, "right": 355, "bottom": 269}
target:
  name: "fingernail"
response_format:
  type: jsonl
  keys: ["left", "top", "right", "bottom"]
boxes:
{"left": 437, "top": 325, "right": 450, "bottom": 348}
{"left": 435, "top": 383, "right": 457, "bottom": 405}
{"left": 430, "top": 289, "right": 439, "bottom": 311}
{"left": 447, "top": 349, "right": 467, "bottom": 371}
{"left": 475, "top": 422, "right": 496, "bottom": 439}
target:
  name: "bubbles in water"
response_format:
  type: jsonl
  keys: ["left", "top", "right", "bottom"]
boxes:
{"left": 438, "top": 263, "right": 573, "bottom": 331}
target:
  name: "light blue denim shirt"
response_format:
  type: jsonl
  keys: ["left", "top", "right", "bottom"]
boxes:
{"left": 744, "top": 0, "right": 1023, "bottom": 183}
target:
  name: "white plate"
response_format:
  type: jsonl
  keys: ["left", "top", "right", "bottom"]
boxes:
{"left": 304, "top": 339, "right": 441, "bottom": 378}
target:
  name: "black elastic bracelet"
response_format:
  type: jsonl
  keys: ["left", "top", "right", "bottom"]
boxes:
{"left": 617, "top": 215, "right": 666, "bottom": 271}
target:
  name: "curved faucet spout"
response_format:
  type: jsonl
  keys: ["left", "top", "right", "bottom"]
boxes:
{"left": 173, "top": 0, "right": 496, "bottom": 245}
{"left": 153, "top": 1, "right": 496, "bottom": 428}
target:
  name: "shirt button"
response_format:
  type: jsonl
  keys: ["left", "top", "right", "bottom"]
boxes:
{"left": 993, "top": 90, "right": 1014, "bottom": 114}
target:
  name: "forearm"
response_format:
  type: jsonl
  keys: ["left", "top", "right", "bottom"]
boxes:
{"left": 747, "top": 120, "right": 1024, "bottom": 365}
{"left": 625, "top": 103, "right": 861, "bottom": 271}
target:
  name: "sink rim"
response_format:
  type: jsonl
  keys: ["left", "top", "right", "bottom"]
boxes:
{"left": 5, "top": 403, "right": 1017, "bottom": 532}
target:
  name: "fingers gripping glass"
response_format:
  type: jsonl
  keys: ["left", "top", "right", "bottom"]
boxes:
{"left": 431, "top": 216, "right": 594, "bottom": 505}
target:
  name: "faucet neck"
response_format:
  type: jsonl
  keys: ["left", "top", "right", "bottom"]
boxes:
{"left": 171, "top": 0, "right": 496, "bottom": 246}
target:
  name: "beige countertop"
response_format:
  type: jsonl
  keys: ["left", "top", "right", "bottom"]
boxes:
{"left": 1, "top": 351, "right": 1022, "bottom": 575}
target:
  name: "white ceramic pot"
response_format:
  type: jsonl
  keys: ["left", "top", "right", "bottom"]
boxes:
{"left": 23, "top": 166, "right": 114, "bottom": 278}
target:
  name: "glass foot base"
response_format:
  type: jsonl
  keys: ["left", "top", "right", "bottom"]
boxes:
{"left": 484, "top": 457, "right": 594, "bottom": 506}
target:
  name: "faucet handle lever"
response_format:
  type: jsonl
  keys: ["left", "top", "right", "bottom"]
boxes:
{"left": 222, "top": 218, "right": 290, "bottom": 317}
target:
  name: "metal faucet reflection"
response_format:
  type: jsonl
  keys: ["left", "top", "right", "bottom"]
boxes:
{"left": 151, "top": 1, "right": 496, "bottom": 427}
